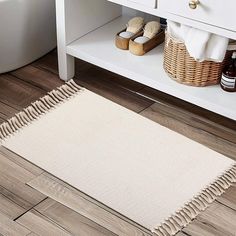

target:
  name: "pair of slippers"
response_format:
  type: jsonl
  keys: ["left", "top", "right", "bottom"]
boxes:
{"left": 116, "top": 17, "right": 165, "bottom": 56}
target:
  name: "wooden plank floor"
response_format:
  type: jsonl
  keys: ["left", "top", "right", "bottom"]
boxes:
{"left": 0, "top": 50, "right": 235, "bottom": 236}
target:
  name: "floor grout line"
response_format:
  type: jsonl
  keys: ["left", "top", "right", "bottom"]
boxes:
{"left": 13, "top": 197, "right": 48, "bottom": 222}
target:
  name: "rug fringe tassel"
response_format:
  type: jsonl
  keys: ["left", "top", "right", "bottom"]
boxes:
{"left": 153, "top": 165, "right": 236, "bottom": 236}
{"left": 0, "top": 80, "right": 82, "bottom": 143}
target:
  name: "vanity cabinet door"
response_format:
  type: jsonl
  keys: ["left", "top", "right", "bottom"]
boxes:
{"left": 158, "top": 0, "right": 236, "bottom": 32}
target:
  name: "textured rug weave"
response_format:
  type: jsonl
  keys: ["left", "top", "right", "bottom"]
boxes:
{"left": 0, "top": 80, "right": 235, "bottom": 236}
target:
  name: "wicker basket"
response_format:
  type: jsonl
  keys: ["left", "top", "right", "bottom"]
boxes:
{"left": 163, "top": 32, "right": 231, "bottom": 87}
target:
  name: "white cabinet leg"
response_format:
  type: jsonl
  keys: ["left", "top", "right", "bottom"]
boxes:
{"left": 58, "top": 53, "right": 75, "bottom": 81}
{"left": 56, "top": 0, "right": 75, "bottom": 81}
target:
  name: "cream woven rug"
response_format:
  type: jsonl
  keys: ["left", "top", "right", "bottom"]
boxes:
{"left": 0, "top": 80, "right": 235, "bottom": 236}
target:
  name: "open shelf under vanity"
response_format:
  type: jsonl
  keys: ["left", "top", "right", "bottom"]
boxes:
{"left": 56, "top": 0, "right": 236, "bottom": 120}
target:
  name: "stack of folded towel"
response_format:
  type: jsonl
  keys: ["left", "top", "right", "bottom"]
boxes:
{"left": 167, "top": 20, "right": 229, "bottom": 62}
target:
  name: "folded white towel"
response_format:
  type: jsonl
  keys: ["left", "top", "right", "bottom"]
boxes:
{"left": 184, "top": 27, "right": 211, "bottom": 61}
{"left": 167, "top": 20, "right": 229, "bottom": 62}
{"left": 167, "top": 20, "right": 184, "bottom": 41}
{"left": 205, "top": 34, "right": 229, "bottom": 62}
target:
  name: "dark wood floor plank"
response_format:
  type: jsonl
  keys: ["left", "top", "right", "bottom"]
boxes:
{"left": 0, "top": 211, "right": 30, "bottom": 236}
{"left": 0, "top": 149, "right": 37, "bottom": 184}
{"left": 217, "top": 184, "right": 236, "bottom": 211}
{"left": 183, "top": 219, "right": 229, "bottom": 236}
{"left": 0, "top": 185, "right": 33, "bottom": 215}
{"left": 196, "top": 202, "right": 236, "bottom": 236}
{"left": 16, "top": 209, "right": 72, "bottom": 236}
{"left": 140, "top": 103, "right": 236, "bottom": 160}
{"left": 0, "top": 147, "right": 44, "bottom": 178}
{"left": 74, "top": 76, "right": 153, "bottom": 113}
{"left": 0, "top": 193, "right": 25, "bottom": 220}
{"left": 33, "top": 49, "right": 145, "bottom": 100}
{"left": 0, "top": 74, "right": 46, "bottom": 109}
{"left": 33, "top": 50, "right": 59, "bottom": 75}
{"left": 0, "top": 117, "right": 5, "bottom": 124}
{"left": 0, "top": 102, "right": 18, "bottom": 121}
{"left": 35, "top": 198, "right": 117, "bottom": 236}
{"left": 10, "top": 65, "right": 63, "bottom": 92}
{"left": 28, "top": 173, "right": 152, "bottom": 236}
{"left": 75, "top": 60, "right": 145, "bottom": 92}
{"left": 74, "top": 60, "right": 152, "bottom": 113}
{"left": 0, "top": 149, "right": 46, "bottom": 210}
{"left": 138, "top": 87, "right": 236, "bottom": 144}
{"left": 0, "top": 173, "right": 46, "bottom": 211}
{"left": 35, "top": 173, "right": 152, "bottom": 235}
{"left": 138, "top": 86, "right": 236, "bottom": 129}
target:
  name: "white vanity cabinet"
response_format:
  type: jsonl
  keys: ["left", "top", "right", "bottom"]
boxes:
{"left": 56, "top": 0, "right": 236, "bottom": 120}
{"left": 107, "top": 0, "right": 157, "bottom": 10}
{"left": 158, "top": 0, "right": 235, "bottom": 32}
{"left": 128, "top": 0, "right": 157, "bottom": 8}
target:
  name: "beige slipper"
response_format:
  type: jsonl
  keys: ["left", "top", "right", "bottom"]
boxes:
{"left": 129, "top": 21, "right": 164, "bottom": 56}
{"left": 143, "top": 21, "right": 161, "bottom": 39}
{"left": 115, "top": 17, "right": 145, "bottom": 50}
